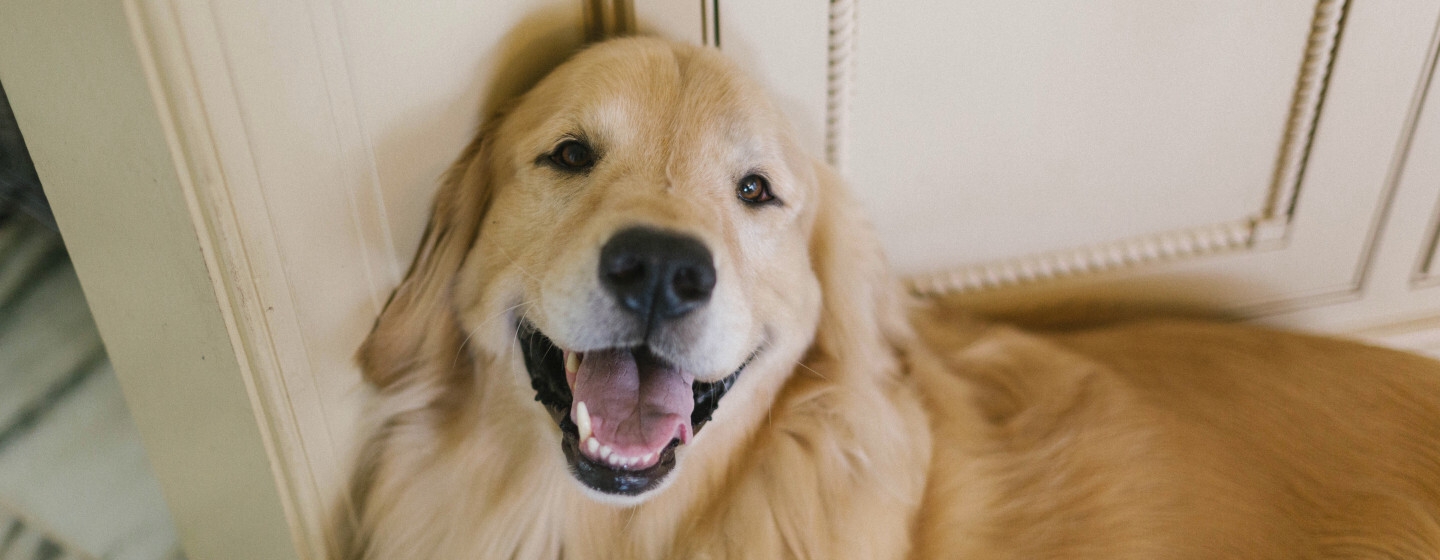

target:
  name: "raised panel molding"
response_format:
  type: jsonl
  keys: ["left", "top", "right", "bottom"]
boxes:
{"left": 832, "top": 0, "right": 1349, "bottom": 297}
{"left": 825, "top": 0, "right": 857, "bottom": 170}
{"left": 1404, "top": 30, "right": 1440, "bottom": 289}
{"left": 812, "top": 0, "right": 1440, "bottom": 333}
{"left": 1423, "top": 214, "right": 1440, "bottom": 285}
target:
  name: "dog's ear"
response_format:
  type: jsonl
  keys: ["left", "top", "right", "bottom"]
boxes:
{"left": 807, "top": 160, "right": 912, "bottom": 373}
{"left": 357, "top": 129, "right": 496, "bottom": 390}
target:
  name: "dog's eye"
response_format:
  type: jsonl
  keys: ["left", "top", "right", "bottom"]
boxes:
{"left": 548, "top": 140, "right": 596, "bottom": 171}
{"left": 737, "top": 174, "right": 774, "bottom": 204}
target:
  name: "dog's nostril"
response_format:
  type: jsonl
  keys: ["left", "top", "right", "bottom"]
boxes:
{"left": 599, "top": 227, "right": 715, "bottom": 321}
{"left": 671, "top": 266, "right": 715, "bottom": 302}
{"left": 605, "top": 255, "right": 647, "bottom": 285}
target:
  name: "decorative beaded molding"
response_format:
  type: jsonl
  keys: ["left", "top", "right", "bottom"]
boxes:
{"left": 1262, "top": 0, "right": 1347, "bottom": 228}
{"left": 907, "top": 220, "right": 1256, "bottom": 297}
{"left": 882, "top": 0, "right": 1349, "bottom": 297}
{"left": 825, "top": 0, "right": 857, "bottom": 171}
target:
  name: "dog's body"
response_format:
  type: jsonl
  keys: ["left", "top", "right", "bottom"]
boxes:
{"left": 330, "top": 38, "right": 1440, "bottom": 559}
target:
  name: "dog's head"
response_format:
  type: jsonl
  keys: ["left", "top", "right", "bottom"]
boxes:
{"left": 360, "top": 37, "right": 899, "bottom": 504}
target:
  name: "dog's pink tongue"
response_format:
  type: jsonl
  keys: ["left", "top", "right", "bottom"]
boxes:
{"left": 572, "top": 349, "right": 694, "bottom": 455}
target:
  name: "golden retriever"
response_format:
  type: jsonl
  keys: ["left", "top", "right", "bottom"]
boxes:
{"left": 330, "top": 37, "right": 1440, "bottom": 559}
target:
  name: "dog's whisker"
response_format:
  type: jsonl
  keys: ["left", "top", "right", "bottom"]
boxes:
{"left": 454, "top": 300, "right": 534, "bottom": 369}
{"left": 793, "top": 360, "right": 827, "bottom": 380}
{"left": 622, "top": 503, "right": 639, "bottom": 531}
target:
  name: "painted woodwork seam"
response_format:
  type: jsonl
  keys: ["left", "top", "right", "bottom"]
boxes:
{"left": 585, "top": 0, "right": 632, "bottom": 42}
{"left": 308, "top": 0, "right": 402, "bottom": 304}
{"left": 700, "top": 0, "right": 720, "bottom": 47}
{"left": 1410, "top": 18, "right": 1440, "bottom": 286}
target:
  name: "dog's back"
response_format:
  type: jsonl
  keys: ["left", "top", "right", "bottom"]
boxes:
{"left": 912, "top": 308, "right": 1440, "bottom": 559}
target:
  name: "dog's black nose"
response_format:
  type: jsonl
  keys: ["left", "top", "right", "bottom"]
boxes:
{"left": 599, "top": 227, "right": 716, "bottom": 321}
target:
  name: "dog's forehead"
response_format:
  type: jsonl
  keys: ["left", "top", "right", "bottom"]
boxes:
{"left": 515, "top": 39, "right": 773, "bottom": 147}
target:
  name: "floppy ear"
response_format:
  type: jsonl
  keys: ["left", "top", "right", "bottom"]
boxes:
{"left": 357, "top": 129, "right": 495, "bottom": 390}
{"left": 807, "top": 160, "right": 912, "bottom": 374}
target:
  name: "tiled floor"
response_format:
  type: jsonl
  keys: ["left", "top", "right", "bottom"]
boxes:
{"left": 0, "top": 212, "right": 183, "bottom": 560}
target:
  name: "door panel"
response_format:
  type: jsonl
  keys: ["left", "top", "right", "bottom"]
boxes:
{"left": 850, "top": 1, "right": 1314, "bottom": 267}
{"left": 716, "top": 0, "right": 1440, "bottom": 321}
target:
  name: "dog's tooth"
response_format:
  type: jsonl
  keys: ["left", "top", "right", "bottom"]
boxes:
{"left": 600, "top": 445, "right": 613, "bottom": 460}
{"left": 575, "top": 401, "right": 592, "bottom": 442}
{"left": 609, "top": 454, "right": 623, "bottom": 466}
{"left": 641, "top": 453, "right": 653, "bottom": 465}
{"left": 586, "top": 437, "right": 599, "bottom": 455}
{"left": 565, "top": 351, "right": 580, "bottom": 375}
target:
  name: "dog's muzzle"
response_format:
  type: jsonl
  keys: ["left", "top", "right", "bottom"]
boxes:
{"left": 518, "top": 227, "right": 751, "bottom": 497}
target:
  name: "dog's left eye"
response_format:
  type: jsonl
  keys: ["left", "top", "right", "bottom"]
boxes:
{"left": 548, "top": 140, "right": 596, "bottom": 171}
{"left": 737, "top": 174, "right": 775, "bottom": 204}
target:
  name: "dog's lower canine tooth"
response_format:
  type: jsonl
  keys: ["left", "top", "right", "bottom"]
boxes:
{"left": 575, "top": 401, "right": 592, "bottom": 442}
{"left": 565, "top": 351, "right": 580, "bottom": 375}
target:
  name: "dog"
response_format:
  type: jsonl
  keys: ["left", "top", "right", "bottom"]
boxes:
{"left": 329, "top": 37, "right": 1440, "bottom": 559}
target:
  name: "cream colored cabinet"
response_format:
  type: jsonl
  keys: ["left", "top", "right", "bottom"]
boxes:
{"left": 716, "top": 1, "right": 1440, "bottom": 349}
{"left": 3, "top": 1, "right": 1438, "bottom": 558}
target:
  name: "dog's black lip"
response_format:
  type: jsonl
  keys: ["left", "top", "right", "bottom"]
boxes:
{"left": 560, "top": 415, "right": 682, "bottom": 496}
{"left": 517, "top": 321, "right": 755, "bottom": 496}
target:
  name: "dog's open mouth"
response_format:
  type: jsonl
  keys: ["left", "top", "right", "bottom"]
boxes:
{"left": 518, "top": 323, "right": 745, "bottom": 496}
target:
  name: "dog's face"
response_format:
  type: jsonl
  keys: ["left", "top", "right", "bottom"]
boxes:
{"left": 447, "top": 38, "right": 825, "bottom": 502}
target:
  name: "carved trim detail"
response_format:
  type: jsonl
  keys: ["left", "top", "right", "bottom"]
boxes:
{"left": 907, "top": 220, "right": 1255, "bottom": 297}
{"left": 893, "top": 0, "right": 1348, "bottom": 296}
{"left": 826, "top": 0, "right": 857, "bottom": 170}
{"left": 1261, "top": 0, "right": 1348, "bottom": 229}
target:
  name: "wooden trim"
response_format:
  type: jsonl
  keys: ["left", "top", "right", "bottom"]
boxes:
{"left": 586, "top": 0, "right": 633, "bottom": 41}
{"left": 825, "top": 0, "right": 856, "bottom": 170}
{"left": 1259, "top": 0, "right": 1349, "bottom": 230}
{"left": 907, "top": 220, "right": 1256, "bottom": 297}
{"left": 1411, "top": 19, "right": 1440, "bottom": 285}
{"left": 122, "top": 1, "right": 332, "bottom": 557}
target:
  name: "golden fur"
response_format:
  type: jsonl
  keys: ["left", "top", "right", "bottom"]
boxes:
{"left": 330, "top": 37, "right": 1440, "bottom": 559}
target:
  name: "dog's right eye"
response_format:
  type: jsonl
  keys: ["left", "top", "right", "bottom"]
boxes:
{"left": 548, "top": 140, "right": 596, "bottom": 171}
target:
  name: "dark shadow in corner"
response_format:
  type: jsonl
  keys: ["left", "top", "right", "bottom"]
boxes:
{"left": 0, "top": 80, "right": 55, "bottom": 231}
